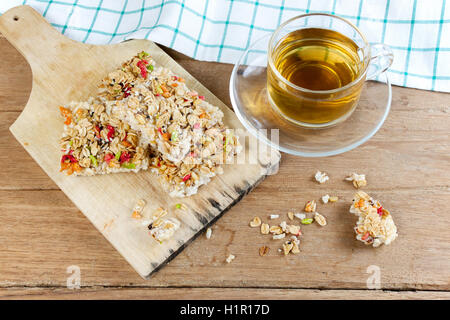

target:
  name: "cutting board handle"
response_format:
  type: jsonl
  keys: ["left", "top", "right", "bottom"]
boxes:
{"left": 0, "top": 5, "right": 85, "bottom": 73}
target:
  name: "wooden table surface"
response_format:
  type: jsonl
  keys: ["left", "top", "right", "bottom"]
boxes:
{"left": 0, "top": 33, "right": 449, "bottom": 300}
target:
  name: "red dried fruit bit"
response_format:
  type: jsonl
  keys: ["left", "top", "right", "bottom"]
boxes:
{"left": 198, "top": 95, "right": 205, "bottom": 100}
{"left": 61, "top": 154, "right": 77, "bottom": 163}
{"left": 182, "top": 174, "right": 191, "bottom": 182}
{"left": 123, "top": 85, "right": 132, "bottom": 98}
{"left": 361, "top": 232, "right": 370, "bottom": 241}
{"left": 119, "top": 151, "right": 131, "bottom": 164}
{"left": 137, "top": 60, "right": 149, "bottom": 79}
{"left": 94, "top": 125, "right": 101, "bottom": 138}
{"left": 377, "top": 206, "right": 383, "bottom": 216}
{"left": 157, "top": 127, "right": 163, "bottom": 135}
{"left": 107, "top": 125, "right": 115, "bottom": 141}
{"left": 104, "top": 153, "right": 114, "bottom": 164}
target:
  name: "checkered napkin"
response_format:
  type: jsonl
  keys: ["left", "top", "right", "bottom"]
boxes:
{"left": 1, "top": 0, "right": 449, "bottom": 92}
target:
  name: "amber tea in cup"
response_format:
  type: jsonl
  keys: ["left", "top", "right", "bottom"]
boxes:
{"left": 267, "top": 14, "right": 393, "bottom": 128}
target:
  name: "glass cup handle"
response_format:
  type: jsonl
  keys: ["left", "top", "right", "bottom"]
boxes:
{"left": 366, "top": 44, "right": 394, "bottom": 80}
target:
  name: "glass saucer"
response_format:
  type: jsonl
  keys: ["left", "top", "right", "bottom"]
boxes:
{"left": 229, "top": 35, "right": 392, "bottom": 157}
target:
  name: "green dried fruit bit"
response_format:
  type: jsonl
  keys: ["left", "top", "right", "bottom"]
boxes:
{"left": 138, "top": 51, "right": 149, "bottom": 59}
{"left": 301, "top": 218, "right": 313, "bottom": 225}
{"left": 89, "top": 155, "right": 98, "bottom": 167}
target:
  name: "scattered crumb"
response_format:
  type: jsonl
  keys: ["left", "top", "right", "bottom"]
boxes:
{"left": 149, "top": 217, "right": 180, "bottom": 242}
{"left": 315, "top": 171, "right": 329, "bottom": 184}
{"left": 205, "top": 227, "right": 212, "bottom": 239}
{"left": 273, "top": 233, "right": 286, "bottom": 240}
{"left": 282, "top": 238, "right": 300, "bottom": 255}
{"left": 269, "top": 214, "right": 279, "bottom": 219}
{"left": 294, "top": 213, "right": 306, "bottom": 220}
{"left": 282, "top": 241, "right": 293, "bottom": 255}
{"left": 226, "top": 254, "right": 235, "bottom": 263}
{"left": 23, "top": 142, "right": 29, "bottom": 146}
{"left": 249, "top": 216, "right": 262, "bottom": 227}
{"left": 329, "top": 196, "right": 339, "bottom": 202}
{"left": 346, "top": 172, "right": 367, "bottom": 188}
{"left": 131, "top": 199, "right": 146, "bottom": 219}
{"left": 269, "top": 225, "right": 283, "bottom": 235}
{"left": 304, "top": 200, "right": 317, "bottom": 212}
{"left": 280, "top": 221, "right": 288, "bottom": 232}
{"left": 259, "top": 246, "right": 269, "bottom": 256}
{"left": 287, "top": 224, "right": 301, "bottom": 236}
{"left": 260, "top": 223, "right": 270, "bottom": 234}
{"left": 322, "top": 194, "right": 330, "bottom": 204}
{"left": 314, "top": 212, "right": 327, "bottom": 226}
{"left": 287, "top": 211, "right": 294, "bottom": 220}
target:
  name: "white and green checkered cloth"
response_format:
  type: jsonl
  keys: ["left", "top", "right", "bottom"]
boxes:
{"left": 1, "top": 0, "right": 449, "bottom": 92}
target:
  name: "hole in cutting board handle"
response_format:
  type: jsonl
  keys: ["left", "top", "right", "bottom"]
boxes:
{"left": 13, "top": 16, "right": 19, "bottom": 21}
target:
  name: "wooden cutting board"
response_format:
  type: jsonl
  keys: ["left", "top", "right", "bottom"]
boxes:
{"left": 0, "top": 6, "right": 280, "bottom": 279}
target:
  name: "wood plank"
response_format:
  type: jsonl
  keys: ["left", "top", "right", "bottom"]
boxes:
{"left": 0, "top": 189, "right": 449, "bottom": 290}
{"left": 0, "top": 112, "right": 58, "bottom": 190}
{"left": 0, "top": 37, "right": 32, "bottom": 112}
{"left": 1, "top": 287, "right": 449, "bottom": 300}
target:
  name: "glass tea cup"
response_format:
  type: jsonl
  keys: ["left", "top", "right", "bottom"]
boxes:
{"left": 267, "top": 13, "right": 393, "bottom": 128}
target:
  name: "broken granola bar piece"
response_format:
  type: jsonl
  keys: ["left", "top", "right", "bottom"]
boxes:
{"left": 349, "top": 191, "right": 398, "bottom": 247}
{"left": 98, "top": 52, "right": 242, "bottom": 197}
{"left": 59, "top": 99, "right": 148, "bottom": 176}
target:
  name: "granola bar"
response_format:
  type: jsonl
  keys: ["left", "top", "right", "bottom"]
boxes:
{"left": 349, "top": 191, "right": 398, "bottom": 247}
{"left": 59, "top": 99, "right": 148, "bottom": 176}
{"left": 97, "top": 52, "right": 241, "bottom": 196}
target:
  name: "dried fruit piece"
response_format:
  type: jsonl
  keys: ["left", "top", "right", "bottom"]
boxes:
{"left": 304, "top": 200, "right": 316, "bottom": 212}
{"left": 260, "top": 223, "right": 270, "bottom": 235}
{"left": 315, "top": 171, "right": 329, "bottom": 183}
{"left": 314, "top": 212, "right": 327, "bottom": 226}
{"left": 249, "top": 216, "right": 262, "bottom": 227}
{"left": 259, "top": 246, "right": 269, "bottom": 256}
{"left": 346, "top": 172, "right": 367, "bottom": 188}
{"left": 175, "top": 203, "right": 188, "bottom": 211}
{"left": 301, "top": 218, "right": 313, "bottom": 225}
